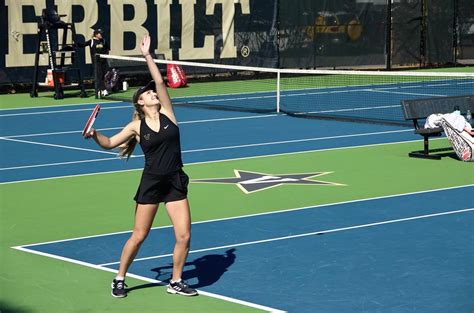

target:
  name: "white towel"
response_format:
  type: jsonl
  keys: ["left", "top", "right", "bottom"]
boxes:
{"left": 442, "top": 112, "right": 468, "bottom": 132}
{"left": 424, "top": 111, "right": 469, "bottom": 132}
{"left": 424, "top": 114, "right": 443, "bottom": 128}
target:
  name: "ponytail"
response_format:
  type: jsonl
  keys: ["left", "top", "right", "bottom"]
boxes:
{"left": 118, "top": 109, "right": 142, "bottom": 160}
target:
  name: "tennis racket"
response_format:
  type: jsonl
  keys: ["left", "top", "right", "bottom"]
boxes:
{"left": 82, "top": 104, "right": 101, "bottom": 136}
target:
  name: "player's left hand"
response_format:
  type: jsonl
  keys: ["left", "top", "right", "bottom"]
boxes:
{"left": 84, "top": 128, "right": 95, "bottom": 139}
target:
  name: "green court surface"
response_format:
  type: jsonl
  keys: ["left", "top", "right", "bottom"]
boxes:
{"left": 1, "top": 139, "right": 472, "bottom": 313}
{"left": 0, "top": 90, "right": 112, "bottom": 109}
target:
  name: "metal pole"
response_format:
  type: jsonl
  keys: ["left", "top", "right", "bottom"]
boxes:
{"left": 420, "top": 0, "right": 427, "bottom": 67}
{"left": 94, "top": 53, "right": 99, "bottom": 99}
{"left": 385, "top": 0, "right": 392, "bottom": 70}
{"left": 453, "top": 0, "right": 458, "bottom": 64}
{"left": 276, "top": 71, "right": 280, "bottom": 113}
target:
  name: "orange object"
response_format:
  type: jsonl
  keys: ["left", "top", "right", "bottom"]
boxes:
{"left": 45, "top": 69, "right": 64, "bottom": 86}
{"left": 46, "top": 69, "right": 54, "bottom": 86}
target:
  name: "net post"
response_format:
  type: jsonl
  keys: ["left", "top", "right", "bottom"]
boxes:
{"left": 276, "top": 71, "right": 281, "bottom": 113}
{"left": 94, "top": 53, "right": 99, "bottom": 99}
{"left": 385, "top": 0, "right": 392, "bottom": 70}
{"left": 452, "top": 0, "right": 458, "bottom": 63}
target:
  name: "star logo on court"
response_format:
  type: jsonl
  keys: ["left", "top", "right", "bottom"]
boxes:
{"left": 191, "top": 170, "right": 344, "bottom": 194}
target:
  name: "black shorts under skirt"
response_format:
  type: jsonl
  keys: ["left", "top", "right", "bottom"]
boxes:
{"left": 134, "top": 169, "right": 189, "bottom": 204}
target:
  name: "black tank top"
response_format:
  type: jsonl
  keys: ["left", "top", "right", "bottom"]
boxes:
{"left": 139, "top": 114, "right": 183, "bottom": 175}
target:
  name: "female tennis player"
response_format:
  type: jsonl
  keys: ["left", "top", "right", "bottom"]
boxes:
{"left": 84, "top": 34, "right": 197, "bottom": 298}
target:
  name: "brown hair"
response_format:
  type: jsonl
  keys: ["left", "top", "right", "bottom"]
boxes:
{"left": 118, "top": 104, "right": 143, "bottom": 160}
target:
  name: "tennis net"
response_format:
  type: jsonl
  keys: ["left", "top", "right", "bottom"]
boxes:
{"left": 97, "top": 54, "right": 474, "bottom": 125}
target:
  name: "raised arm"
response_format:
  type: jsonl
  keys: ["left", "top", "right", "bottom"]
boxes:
{"left": 139, "top": 34, "right": 176, "bottom": 123}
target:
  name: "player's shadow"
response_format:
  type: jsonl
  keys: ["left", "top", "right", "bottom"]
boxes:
{"left": 152, "top": 248, "right": 237, "bottom": 288}
{"left": 126, "top": 248, "right": 237, "bottom": 294}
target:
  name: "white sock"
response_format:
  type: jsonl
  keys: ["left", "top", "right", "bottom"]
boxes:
{"left": 115, "top": 275, "right": 125, "bottom": 281}
{"left": 170, "top": 278, "right": 182, "bottom": 284}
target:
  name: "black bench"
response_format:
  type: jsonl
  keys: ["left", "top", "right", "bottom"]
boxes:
{"left": 401, "top": 95, "right": 474, "bottom": 159}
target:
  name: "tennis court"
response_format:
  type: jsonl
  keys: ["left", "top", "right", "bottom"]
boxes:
{"left": 1, "top": 82, "right": 473, "bottom": 312}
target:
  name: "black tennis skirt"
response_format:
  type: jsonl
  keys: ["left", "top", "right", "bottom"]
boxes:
{"left": 134, "top": 169, "right": 189, "bottom": 204}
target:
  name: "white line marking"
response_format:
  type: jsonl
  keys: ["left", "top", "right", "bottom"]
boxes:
{"left": 0, "top": 156, "right": 123, "bottom": 171}
{"left": 3, "top": 129, "right": 90, "bottom": 138}
{"left": 181, "top": 129, "right": 412, "bottom": 154}
{"left": 457, "top": 81, "right": 474, "bottom": 85}
{"left": 11, "top": 246, "right": 284, "bottom": 313}
{"left": 16, "top": 184, "right": 473, "bottom": 248}
{"left": 1, "top": 114, "right": 281, "bottom": 139}
{"left": 0, "top": 138, "right": 438, "bottom": 184}
{"left": 2, "top": 77, "right": 472, "bottom": 114}
{"left": 367, "top": 89, "right": 447, "bottom": 97}
{"left": 0, "top": 137, "right": 118, "bottom": 156}
{"left": 177, "top": 94, "right": 275, "bottom": 104}
{"left": 179, "top": 113, "right": 281, "bottom": 124}
{"left": 0, "top": 104, "right": 131, "bottom": 117}
{"left": 300, "top": 104, "right": 400, "bottom": 115}
{"left": 0, "top": 129, "right": 413, "bottom": 171}
{"left": 0, "top": 100, "right": 123, "bottom": 111}
{"left": 99, "top": 208, "right": 473, "bottom": 266}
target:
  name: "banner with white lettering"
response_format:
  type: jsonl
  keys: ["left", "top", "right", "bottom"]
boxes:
{"left": 0, "top": 0, "right": 279, "bottom": 84}
{"left": 0, "top": 0, "right": 471, "bottom": 85}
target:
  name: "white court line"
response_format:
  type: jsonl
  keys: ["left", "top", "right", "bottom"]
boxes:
{"left": 177, "top": 94, "right": 276, "bottom": 104}
{"left": 298, "top": 104, "right": 400, "bottom": 115}
{"left": 179, "top": 113, "right": 280, "bottom": 124}
{"left": 16, "top": 184, "right": 473, "bottom": 248}
{"left": 1, "top": 113, "right": 281, "bottom": 139}
{"left": 367, "top": 89, "right": 447, "bottom": 97}
{"left": 11, "top": 246, "right": 285, "bottom": 313}
{"left": 2, "top": 78, "right": 471, "bottom": 115}
{"left": 3, "top": 129, "right": 89, "bottom": 138}
{"left": 0, "top": 137, "right": 117, "bottom": 156}
{"left": 0, "top": 129, "right": 413, "bottom": 171}
{"left": 0, "top": 104, "right": 131, "bottom": 117}
{"left": 0, "top": 84, "right": 430, "bottom": 117}
{"left": 0, "top": 100, "right": 122, "bottom": 111}
{"left": 0, "top": 156, "right": 122, "bottom": 171}
{"left": 282, "top": 86, "right": 448, "bottom": 98}
{"left": 181, "top": 129, "right": 412, "bottom": 153}
{"left": 0, "top": 89, "right": 279, "bottom": 114}
{"left": 0, "top": 138, "right": 442, "bottom": 185}
{"left": 99, "top": 208, "right": 474, "bottom": 266}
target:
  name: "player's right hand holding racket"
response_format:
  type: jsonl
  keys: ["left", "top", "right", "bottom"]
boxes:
{"left": 82, "top": 104, "right": 101, "bottom": 138}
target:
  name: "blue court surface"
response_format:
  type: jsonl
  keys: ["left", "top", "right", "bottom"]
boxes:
{"left": 0, "top": 101, "right": 419, "bottom": 184}
{"left": 15, "top": 186, "right": 473, "bottom": 313}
